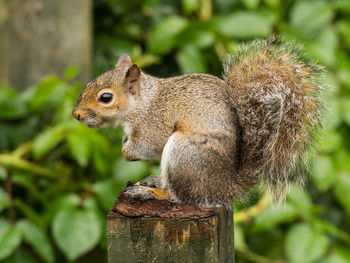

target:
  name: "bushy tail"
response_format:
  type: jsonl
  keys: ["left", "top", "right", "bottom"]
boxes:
{"left": 224, "top": 37, "right": 324, "bottom": 202}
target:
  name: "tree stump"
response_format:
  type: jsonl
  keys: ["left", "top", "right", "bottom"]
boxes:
{"left": 107, "top": 183, "right": 234, "bottom": 263}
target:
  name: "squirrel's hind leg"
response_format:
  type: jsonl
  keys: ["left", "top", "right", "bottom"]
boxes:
{"left": 160, "top": 132, "right": 237, "bottom": 208}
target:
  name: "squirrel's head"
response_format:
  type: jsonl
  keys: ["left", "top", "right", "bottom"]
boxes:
{"left": 72, "top": 54, "right": 141, "bottom": 128}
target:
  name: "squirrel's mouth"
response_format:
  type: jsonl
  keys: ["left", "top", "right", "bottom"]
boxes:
{"left": 87, "top": 123, "right": 98, "bottom": 128}
{"left": 83, "top": 117, "right": 113, "bottom": 129}
{"left": 82, "top": 117, "right": 102, "bottom": 128}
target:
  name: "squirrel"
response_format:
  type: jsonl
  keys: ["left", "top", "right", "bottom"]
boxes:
{"left": 72, "top": 37, "right": 324, "bottom": 208}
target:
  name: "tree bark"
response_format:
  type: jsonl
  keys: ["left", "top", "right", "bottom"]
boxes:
{"left": 0, "top": 0, "right": 92, "bottom": 90}
{"left": 107, "top": 184, "right": 235, "bottom": 263}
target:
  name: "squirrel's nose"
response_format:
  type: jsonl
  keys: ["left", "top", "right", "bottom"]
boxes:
{"left": 72, "top": 108, "right": 83, "bottom": 121}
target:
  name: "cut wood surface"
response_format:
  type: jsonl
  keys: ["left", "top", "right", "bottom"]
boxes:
{"left": 107, "top": 182, "right": 234, "bottom": 263}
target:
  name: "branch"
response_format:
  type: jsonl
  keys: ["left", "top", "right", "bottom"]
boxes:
{"left": 0, "top": 153, "right": 54, "bottom": 178}
{"left": 12, "top": 142, "right": 33, "bottom": 158}
{"left": 234, "top": 194, "right": 269, "bottom": 224}
{"left": 4, "top": 172, "right": 15, "bottom": 224}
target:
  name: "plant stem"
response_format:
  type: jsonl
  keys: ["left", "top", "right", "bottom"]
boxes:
{"left": 315, "top": 219, "right": 350, "bottom": 244}
{"left": 199, "top": 0, "right": 212, "bottom": 20}
{"left": 12, "top": 142, "right": 33, "bottom": 158}
{"left": 14, "top": 198, "right": 46, "bottom": 229}
{"left": 4, "top": 172, "right": 15, "bottom": 224}
{"left": 234, "top": 194, "right": 269, "bottom": 224}
{"left": 0, "top": 153, "right": 54, "bottom": 178}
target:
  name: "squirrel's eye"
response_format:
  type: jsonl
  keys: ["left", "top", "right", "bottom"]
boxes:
{"left": 99, "top": 93, "right": 113, "bottom": 103}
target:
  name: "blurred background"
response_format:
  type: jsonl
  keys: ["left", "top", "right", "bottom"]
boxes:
{"left": 0, "top": 0, "right": 349, "bottom": 262}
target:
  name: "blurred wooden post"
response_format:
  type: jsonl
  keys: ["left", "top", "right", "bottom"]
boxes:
{"left": 107, "top": 184, "right": 234, "bottom": 263}
{"left": 0, "top": 0, "right": 92, "bottom": 90}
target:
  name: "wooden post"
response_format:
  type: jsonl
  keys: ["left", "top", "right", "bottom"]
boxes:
{"left": 0, "top": 0, "right": 92, "bottom": 90}
{"left": 107, "top": 184, "right": 234, "bottom": 263}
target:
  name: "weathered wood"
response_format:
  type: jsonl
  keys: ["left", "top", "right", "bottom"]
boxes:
{"left": 107, "top": 183, "right": 234, "bottom": 263}
{"left": 0, "top": 0, "right": 92, "bottom": 90}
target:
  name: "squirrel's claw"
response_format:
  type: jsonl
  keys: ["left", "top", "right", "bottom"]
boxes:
{"left": 142, "top": 175, "right": 162, "bottom": 188}
{"left": 123, "top": 185, "right": 169, "bottom": 201}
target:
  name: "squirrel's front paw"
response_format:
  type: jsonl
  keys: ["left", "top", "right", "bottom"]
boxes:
{"left": 142, "top": 175, "right": 162, "bottom": 188}
{"left": 123, "top": 184, "right": 169, "bottom": 201}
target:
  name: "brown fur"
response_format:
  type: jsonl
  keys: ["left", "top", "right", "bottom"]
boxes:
{"left": 73, "top": 38, "right": 324, "bottom": 208}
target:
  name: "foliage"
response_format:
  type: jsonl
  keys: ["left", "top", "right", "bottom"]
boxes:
{"left": 1, "top": 0, "right": 350, "bottom": 262}
{"left": 0, "top": 74, "right": 153, "bottom": 262}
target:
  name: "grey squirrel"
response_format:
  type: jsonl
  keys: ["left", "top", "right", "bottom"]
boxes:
{"left": 73, "top": 37, "right": 324, "bottom": 208}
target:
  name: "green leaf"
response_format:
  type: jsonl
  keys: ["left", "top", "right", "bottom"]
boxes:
{"left": 285, "top": 223, "right": 329, "bottom": 263}
{"left": 2, "top": 116, "right": 39, "bottom": 147}
{"left": 113, "top": 158, "right": 149, "bottom": 183}
{"left": 30, "top": 76, "right": 66, "bottom": 111}
{"left": 176, "top": 22, "right": 214, "bottom": 48}
{"left": 334, "top": 148, "right": 350, "bottom": 171}
{"left": 339, "top": 20, "right": 350, "bottom": 47}
{"left": 0, "top": 219, "right": 22, "bottom": 261}
{"left": 289, "top": 186, "right": 312, "bottom": 207}
{"left": 3, "top": 247, "right": 37, "bottom": 263}
{"left": 337, "top": 52, "right": 350, "bottom": 87}
{"left": 234, "top": 225, "right": 247, "bottom": 250}
{"left": 148, "top": 16, "right": 188, "bottom": 55}
{"left": 319, "top": 129, "right": 342, "bottom": 153}
{"left": 182, "top": 0, "right": 200, "bottom": 14}
{"left": 92, "top": 133, "right": 114, "bottom": 174}
{"left": 0, "top": 86, "right": 27, "bottom": 119}
{"left": 305, "top": 27, "right": 338, "bottom": 67}
{"left": 0, "top": 166, "right": 7, "bottom": 180}
{"left": 264, "top": 0, "right": 279, "bottom": 8}
{"left": 64, "top": 67, "right": 79, "bottom": 81}
{"left": 288, "top": 185, "right": 313, "bottom": 218}
{"left": 53, "top": 92, "right": 81, "bottom": 123}
{"left": 14, "top": 199, "right": 46, "bottom": 229}
{"left": 67, "top": 130, "right": 91, "bottom": 167}
{"left": 325, "top": 246, "right": 350, "bottom": 263}
{"left": 43, "top": 194, "right": 81, "bottom": 222}
{"left": 340, "top": 98, "right": 350, "bottom": 126}
{"left": 52, "top": 205, "right": 102, "bottom": 261}
{"left": 213, "top": 11, "right": 272, "bottom": 38}
{"left": 253, "top": 204, "right": 297, "bottom": 231}
{"left": 241, "top": 0, "right": 260, "bottom": 9}
{"left": 32, "top": 126, "right": 64, "bottom": 158}
{"left": 93, "top": 148, "right": 110, "bottom": 174}
{"left": 176, "top": 45, "right": 207, "bottom": 73}
{"left": 334, "top": 172, "right": 350, "bottom": 216}
{"left": 96, "top": 36, "right": 134, "bottom": 58}
{"left": 0, "top": 187, "right": 10, "bottom": 212}
{"left": 17, "top": 220, "right": 54, "bottom": 263}
{"left": 290, "top": 1, "right": 334, "bottom": 40}
{"left": 93, "top": 180, "right": 121, "bottom": 210}
{"left": 336, "top": 0, "right": 350, "bottom": 14}
{"left": 12, "top": 172, "right": 42, "bottom": 201}
{"left": 323, "top": 89, "right": 342, "bottom": 131}
{"left": 312, "top": 156, "right": 335, "bottom": 191}
{"left": 0, "top": 86, "right": 17, "bottom": 101}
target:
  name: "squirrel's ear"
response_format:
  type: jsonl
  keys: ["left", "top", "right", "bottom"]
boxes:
{"left": 115, "top": 54, "right": 132, "bottom": 68}
{"left": 125, "top": 64, "right": 141, "bottom": 95}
